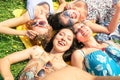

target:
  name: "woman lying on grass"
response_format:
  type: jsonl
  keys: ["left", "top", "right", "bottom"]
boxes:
{"left": 71, "top": 22, "right": 120, "bottom": 76}
{"left": 0, "top": 28, "right": 75, "bottom": 80}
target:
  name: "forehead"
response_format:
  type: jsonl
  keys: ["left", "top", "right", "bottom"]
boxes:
{"left": 73, "top": 23, "right": 84, "bottom": 28}
{"left": 59, "top": 29, "right": 74, "bottom": 36}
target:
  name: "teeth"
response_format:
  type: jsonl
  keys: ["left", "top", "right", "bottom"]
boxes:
{"left": 83, "top": 30, "right": 89, "bottom": 36}
{"left": 58, "top": 41, "right": 65, "bottom": 46}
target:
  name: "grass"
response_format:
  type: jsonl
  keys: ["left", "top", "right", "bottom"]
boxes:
{"left": 1, "top": 0, "right": 119, "bottom": 80}
{"left": 0, "top": 0, "right": 27, "bottom": 79}
{"left": 0, "top": 0, "right": 71, "bottom": 79}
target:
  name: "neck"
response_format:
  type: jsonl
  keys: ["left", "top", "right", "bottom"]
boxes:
{"left": 84, "top": 36, "right": 100, "bottom": 48}
{"left": 50, "top": 49, "right": 64, "bottom": 57}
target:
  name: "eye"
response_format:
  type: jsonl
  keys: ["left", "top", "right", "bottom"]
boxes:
{"left": 31, "top": 22, "right": 37, "bottom": 26}
{"left": 67, "top": 37, "right": 72, "bottom": 41}
{"left": 59, "top": 32, "right": 64, "bottom": 36}
{"left": 81, "top": 25, "right": 84, "bottom": 28}
{"left": 63, "top": 11, "right": 70, "bottom": 17}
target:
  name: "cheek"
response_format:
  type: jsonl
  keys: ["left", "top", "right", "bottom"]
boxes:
{"left": 67, "top": 41, "right": 72, "bottom": 49}
{"left": 76, "top": 33, "right": 84, "bottom": 42}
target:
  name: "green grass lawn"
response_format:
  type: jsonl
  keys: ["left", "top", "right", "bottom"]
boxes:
{"left": 0, "top": 0, "right": 27, "bottom": 79}
{"left": 0, "top": 0, "right": 72, "bottom": 79}
{"left": 0, "top": 0, "right": 119, "bottom": 80}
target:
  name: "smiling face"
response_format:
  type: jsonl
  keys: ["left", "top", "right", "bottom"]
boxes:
{"left": 53, "top": 28, "right": 74, "bottom": 53}
{"left": 59, "top": 9, "right": 81, "bottom": 26}
{"left": 64, "top": 1, "right": 88, "bottom": 23}
{"left": 73, "top": 23, "right": 92, "bottom": 42}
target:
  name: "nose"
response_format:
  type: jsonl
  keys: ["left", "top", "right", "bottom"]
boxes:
{"left": 61, "top": 36, "right": 66, "bottom": 41}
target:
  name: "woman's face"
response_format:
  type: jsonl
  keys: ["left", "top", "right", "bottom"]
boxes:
{"left": 53, "top": 29, "right": 74, "bottom": 53}
{"left": 64, "top": 1, "right": 87, "bottom": 23}
{"left": 59, "top": 9, "right": 81, "bottom": 26}
{"left": 31, "top": 18, "right": 51, "bottom": 35}
{"left": 73, "top": 23, "right": 93, "bottom": 42}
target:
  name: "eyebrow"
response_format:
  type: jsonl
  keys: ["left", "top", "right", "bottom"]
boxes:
{"left": 66, "top": 32, "right": 73, "bottom": 39}
{"left": 68, "top": 35, "right": 73, "bottom": 39}
{"left": 61, "top": 31, "right": 73, "bottom": 37}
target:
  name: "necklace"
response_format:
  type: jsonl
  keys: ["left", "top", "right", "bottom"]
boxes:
{"left": 89, "top": 46, "right": 105, "bottom": 51}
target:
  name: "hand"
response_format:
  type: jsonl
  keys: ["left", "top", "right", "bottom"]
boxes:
{"left": 64, "top": 3, "right": 72, "bottom": 10}
{"left": 26, "top": 30, "right": 39, "bottom": 40}
{"left": 59, "top": 0, "right": 66, "bottom": 4}
{"left": 116, "top": 1, "right": 120, "bottom": 12}
{"left": 64, "top": 3, "right": 77, "bottom": 10}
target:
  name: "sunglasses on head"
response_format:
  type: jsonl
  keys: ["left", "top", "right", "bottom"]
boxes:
{"left": 63, "top": 11, "right": 74, "bottom": 26}
{"left": 31, "top": 21, "right": 46, "bottom": 27}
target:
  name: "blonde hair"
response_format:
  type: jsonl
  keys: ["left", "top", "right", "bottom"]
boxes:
{"left": 26, "top": 20, "right": 53, "bottom": 48}
{"left": 73, "top": 0, "right": 88, "bottom": 21}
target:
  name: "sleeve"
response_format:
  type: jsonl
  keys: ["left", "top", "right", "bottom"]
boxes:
{"left": 27, "top": 0, "right": 54, "bottom": 19}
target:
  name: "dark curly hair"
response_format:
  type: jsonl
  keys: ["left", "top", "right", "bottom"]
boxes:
{"left": 47, "top": 12, "right": 66, "bottom": 30}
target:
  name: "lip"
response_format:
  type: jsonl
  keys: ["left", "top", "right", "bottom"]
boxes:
{"left": 68, "top": 11, "right": 78, "bottom": 19}
{"left": 63, "top": 10, "right": 78, "bottom": 19}
{"left": 58, "top": 41, "right": 65, "bottom": 46}
{"left": 78, "top": 29, "right": 89, "bottom": 36}
{"left": 82, "top": 31, "right": 89, "bottom": 36}
{"left": 72, "top": 10, "right": 80, "bottom": 19}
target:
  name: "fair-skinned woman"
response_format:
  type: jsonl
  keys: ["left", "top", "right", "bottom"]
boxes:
{"left": 71, "top": 23, "right": 120, "bottom": 76}
{"left": 49, "top": 0, "right": 120, "bottom": 41}
{"left": 0, "top": 0, "right": 54, "bottom": 39}
{"left": 0, "top": 28, "right": 75, "bottom": 80}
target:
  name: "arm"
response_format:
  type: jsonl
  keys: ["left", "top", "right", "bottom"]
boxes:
{"left": 84, "top": 2, "right": 120, "bottom": 34}
{"left": 107, "top": 2, "right": 120, "bottom": 33}
{"left": 0, "top": 11, "right": 30, "bottom": 36}
{"left": 55, "top": 0, "right": 67, "bottom": 13}
{"left": 0, "top": 46, "right": 43, "bottom": 80}
{"left": 95, "top": 76, "right": 120, "bottom": 80}
{"left": 0, "top": 11, "right": 38, "bottom": 39}
{"left": 71, "top": 50, "right": 86, "bottom": 70}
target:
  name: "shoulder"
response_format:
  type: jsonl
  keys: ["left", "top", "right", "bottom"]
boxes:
{"left": 72, "top": 49, "right": 85, "bottom": 58}
{"left": 30, "top": 45, "right": 47, "bottom": 59}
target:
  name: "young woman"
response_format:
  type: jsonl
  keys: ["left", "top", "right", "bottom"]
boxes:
{"left": 0, "top": 0, "right": 54, "bottom": 38}
{"left": 48, "top": 0, "right": 120, "bottom": 42}
{"left": 0, "top": 28, "right": 75, "bottom": 80}
{"left": 71, "top": 22, "right": 120, "bottom": 76}
{"left": 0, "top": 26, "right": 120, "bottom": 80}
